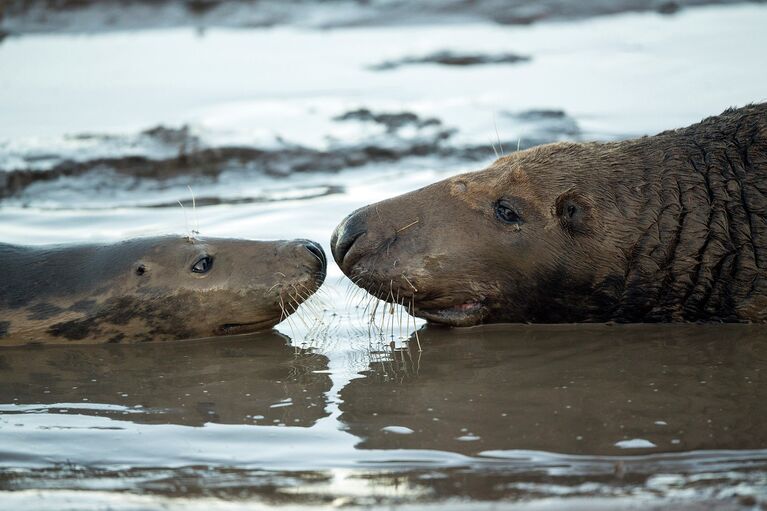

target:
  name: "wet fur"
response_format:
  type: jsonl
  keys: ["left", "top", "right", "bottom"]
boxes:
{"left": 0, "top": 236, "right": 326, "bottom": 344}
{"left": 332, "top": 104, "right": 767, "bottom": 324}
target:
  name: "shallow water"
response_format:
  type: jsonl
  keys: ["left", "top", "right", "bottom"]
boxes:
{"left": 1, "top": 2, "right": 767, "bottom": 509}
{"left": 1, "top": 326, "right": 766, "bottom": 508}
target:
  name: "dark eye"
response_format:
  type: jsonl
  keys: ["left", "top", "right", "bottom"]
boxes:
{"left": 191, "top": 256, "right": 213, "bottom": 274}
{"left": 495, "top": 200, "right": 523, "bottom": 225}
{"left": 135, "top": 264, "right": 147, "bottom": 276}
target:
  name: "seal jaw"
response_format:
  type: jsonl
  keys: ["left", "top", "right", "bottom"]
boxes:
{"left": 214, "top": 318, "right": 279, "bottom": 336}
{"left": 414, "top": 300, "right": 488, "bottom": 327}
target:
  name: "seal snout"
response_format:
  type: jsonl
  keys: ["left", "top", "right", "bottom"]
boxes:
{"left": 302, "top": 239, "right": 327, "bottom": 272}
{"left": 330, "top": 209, "right": 368, "bottom": 269}
{"left": 291, "top": 239, "right": 327, "bottom": 286}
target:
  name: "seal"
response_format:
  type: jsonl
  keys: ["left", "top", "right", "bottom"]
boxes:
{"left": 0, "top": 235, "right": 326, "bottom": 344}
{"left": 331, "top": 103, "right": 767, "bottom": 325}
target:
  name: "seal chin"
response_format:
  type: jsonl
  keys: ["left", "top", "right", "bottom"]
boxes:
{"left": 414, "top": 301, "right": 488, "bottom": 327}
{"left": 215, "top": 319, "right": 278, "bottom": 336}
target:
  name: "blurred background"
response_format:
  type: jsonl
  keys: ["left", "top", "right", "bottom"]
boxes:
{"left": 1, "top": 0, "right": 766, "bottom": 252}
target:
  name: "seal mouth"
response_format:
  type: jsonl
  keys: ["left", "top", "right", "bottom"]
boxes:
{"left": 414, "top": 300, "right": 488, "bottom": 327}
{"left": 215, "top": 319, "right": 277, "bottom": 336}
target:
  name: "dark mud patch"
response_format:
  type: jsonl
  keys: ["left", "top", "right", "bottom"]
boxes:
{"left": 0, "top": 143, "right": 440, "bottom": 200}
{"left": 147, "top": 185, "right": 345, "bottom": 209}
{"left": 504, "top": 108, "right": 582, "bottom": 138}
{"left": 0, "top": 0, "right": 752, "bottom": 36}
{"left": 370, "top": 51, "right": 531, "bottom": 71}
{"left": 0, "top": 109, "right": 595, "bottom": 202}
{"left": 334, "top": 108, "right": 443, "bottom": 132}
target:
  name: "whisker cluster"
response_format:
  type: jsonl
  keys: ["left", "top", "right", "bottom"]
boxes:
{"left": 276, "top": 280, "right": 335, "bottom": 357}
{"left": 343, "top": 275, "right": 423, "bottom": 354}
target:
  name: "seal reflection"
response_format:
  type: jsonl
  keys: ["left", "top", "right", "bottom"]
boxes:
{"left": 339, "top": 324, "right": 767, "bottom": 456}
{"left": 0, "top": 332, "right": 331, "bottom": 427}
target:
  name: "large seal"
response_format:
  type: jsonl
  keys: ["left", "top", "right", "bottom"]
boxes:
{"left": 0, "top": 236, "right": 326, "bottom": 344}
{"left": 331, "top": 103, "right": 767, "bottom": 325}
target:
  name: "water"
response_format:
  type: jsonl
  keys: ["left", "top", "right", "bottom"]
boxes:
{"left": 1, "top": 2, "right": 767, "bottom": 508}
{"left": 1, "top": 326, "right": 765, "bottom": 508}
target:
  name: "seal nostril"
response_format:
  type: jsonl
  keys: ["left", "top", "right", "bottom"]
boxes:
{"left": 331, "top": 209, "right": 368, "bottom": 267}
{"left": 303, "top": 241, "right": 327, "bottom": 270}
{"left": 333, "top": 231, "right": 364, "bottom": 267}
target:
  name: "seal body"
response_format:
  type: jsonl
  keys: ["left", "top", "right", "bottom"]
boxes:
{"left": 331, "top": 103, "right": 767, "bottom": 325}
{"left": 0, "top": 236, "right": 326, "bottom": 344}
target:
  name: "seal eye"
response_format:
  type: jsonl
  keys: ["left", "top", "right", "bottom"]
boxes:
{"left": 191, "top": 256, "right": 213, "bottom": 274}
{"left": 495, "top": 200, "right": 523, "bottom": 225}
{"left": 135, "top": 264, "right": 147, "bottom": 276}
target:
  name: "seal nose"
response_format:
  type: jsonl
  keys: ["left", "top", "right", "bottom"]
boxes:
{"left": 302, "top": 240, "right": 327, "bottom": 271}
{"left": 331, "top": 209, "right": 367, "bottom": 268}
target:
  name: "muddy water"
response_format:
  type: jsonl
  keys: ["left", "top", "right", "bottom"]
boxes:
{"left": 1, "top": 2, "right": 767, "bottom": 509}
{"left": 0, "top": 326, "right": 765, "bottom": 509}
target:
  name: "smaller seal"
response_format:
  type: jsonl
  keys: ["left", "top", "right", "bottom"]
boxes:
{"left": 0, "top": 235, "right": 326, "bottom": 345}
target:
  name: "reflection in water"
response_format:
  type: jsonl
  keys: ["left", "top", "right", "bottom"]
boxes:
{"left": 340, "top": 324, "right": 767, "bottom": 456}
{"left": 0, "top": 333, "right": 331, "bottom": 427}
{"left": 0, "top": 325, "right": 765, "bottom": 508}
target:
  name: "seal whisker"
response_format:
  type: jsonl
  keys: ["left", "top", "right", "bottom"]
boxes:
{"left": 346, "top": 277, "right": 364, "bottom": 306}
{"left": 493, "top": 113, "right": 504, "bottom": 156}
{"left": 281, "top": 295, "right": 301, "bottom": 339}
{"left": 353, "top": 289, "right": 368, "bottom": 307}
{"left": 409, "top": 300, "right": 422, "bottom": 352}
{"left": 345, "top": 275, "right": 364, "bottom": 303}
{"left": 361, "top": 291, "right": 378, "bottom": 327}
{"left": 355, "top": 283, "right": 374, "bottom": 309}
{"left": 278, "top": 294, "right": 289, "bottom": 323}
{"left": 295, "top": 284, "right": 325, "bottom": 323}
{"left": 287, "top": 296, "right": 312, "bottom": 332}
{"left": 395, "top": 219, "right": 419, "bottom": 233}
{"left": 402, "top": 274, "right": 418, "bottom": 293}
{"left": 177, "top": 199, "right": 191, "bottom": 240}
{"left": 298, "top": 282, "right": 326, "bottom": 308}
{"left": 351, "top": 286, "right": 368, "bottom": 310}
{"left": 368, "top": 293, "right": 380, "bottom": 324}
{"left": 370, "top": 289, "right": 382, "bottom": 335}
{"left": 187, "top": 185, "right": 200, "bottom": 236}
{"left": 290, "top": 285, "right": 313, "bottom": 315}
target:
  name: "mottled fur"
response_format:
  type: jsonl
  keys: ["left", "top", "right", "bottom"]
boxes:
{"left": 0, "top": 236, "right": 325, "bottom": 344}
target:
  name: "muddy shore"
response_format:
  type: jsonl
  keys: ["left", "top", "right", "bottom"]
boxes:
{"left": 0, "top": 109, "right": 587, "bottom": 203}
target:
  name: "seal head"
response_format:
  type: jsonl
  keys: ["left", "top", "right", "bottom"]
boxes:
{"left": 0, "top": 236, "right": 326, "bottom": 344}
{"left": 332, "top": 104, "right": 767, "bottom": 325}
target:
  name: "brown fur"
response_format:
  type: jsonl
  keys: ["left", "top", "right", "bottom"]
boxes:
{"left": 331, "top": 103, "right": 767, "bottom": 324}
{"left": 0, "top": 236, "right": 326, "bottom": 344}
